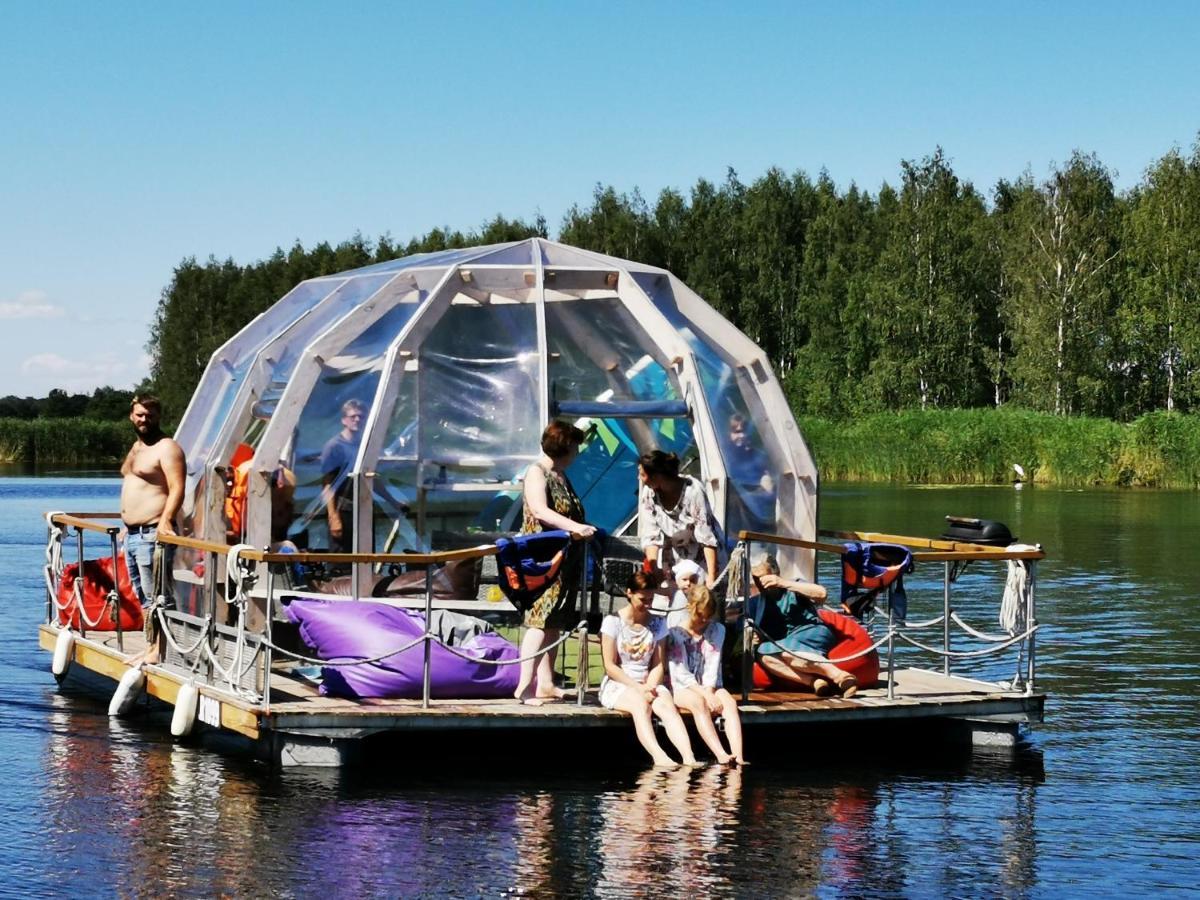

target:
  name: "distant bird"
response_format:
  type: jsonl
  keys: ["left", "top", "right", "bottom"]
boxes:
{"left": 1012, "top": 462, "right": 1026, "bottom": 489}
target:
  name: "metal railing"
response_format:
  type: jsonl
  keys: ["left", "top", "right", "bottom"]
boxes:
{"left": 735, "top": 529, "right": 1044, "bottom": 700}
{"left": 44, "top": 514, "right": 1043, "bottom": 715}
{"left": 44, "top": 513, "right": 593, "bottom": 711}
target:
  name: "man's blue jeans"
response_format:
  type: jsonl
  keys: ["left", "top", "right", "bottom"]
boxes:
{"left": 125, "top": 525, "right": 173, "bottom": 608}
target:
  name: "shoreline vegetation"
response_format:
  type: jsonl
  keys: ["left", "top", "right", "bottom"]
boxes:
{"left": 8, "top": 409, "right": 1200, "bottom": 488}
{"left": 0, "top": 418, "right": 128, "bottom": 466}
{"left": 800, "top": 408, "right": 1200, "bottom": 488}
{"left": 17, "top": 141, "right": 1200, "bottom": 487}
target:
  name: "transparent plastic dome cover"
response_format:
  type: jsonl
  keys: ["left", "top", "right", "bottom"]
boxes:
{"left": 174, "top": 238, "right": 819, "bottom": 575}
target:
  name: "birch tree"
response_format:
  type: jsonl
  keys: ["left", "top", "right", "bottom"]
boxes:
{"left": 866, "top": 149, "right": 995, "bottom": 410}
{"left": 999, "top": 153, "right": 1121, "bottom": 416}
{"left": 1122, "top": 142, "right": 1200, "bottom": 412}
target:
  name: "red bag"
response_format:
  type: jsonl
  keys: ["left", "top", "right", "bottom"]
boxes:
{"left": 818, "top": 607, "right": 880, "bottom": 688}
{"left": 57, "top": 555, "right": 144, "bottom": 631}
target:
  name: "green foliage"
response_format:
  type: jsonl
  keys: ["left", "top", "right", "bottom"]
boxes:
{"left": 0, "top": 386, "right": 134, "bottom": 421}
{"left": 125, "top": 132, "right": 1200, "bottom": 490}
{"left": 0, "top": 418, "right": 128, "bottom": 464}
{"left": 801, "top": 408, "right": 1200, "bottom": 488}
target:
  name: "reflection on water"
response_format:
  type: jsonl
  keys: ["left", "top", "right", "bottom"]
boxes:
{"left": 4, "top": 479, "right": 1200, "bottom": 895}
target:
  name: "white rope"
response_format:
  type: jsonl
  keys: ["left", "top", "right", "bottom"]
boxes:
{"left": 257, "top": 633, "right": 428, "bottom": 668}
{"left": 718, "top": 543, "right": 747, "bottom": 598}
{"left": 155, "top": 609, "right": 209, "bottom": 675}
{"left": 70, "top": 573, "right": 110, "bottom": 629}
{"left": 435, "top": 621, "right": 585, "bottom": 667}
{"left": 897, "top": 625, "right": 1040, "bottom": 659}
{"left": 951, "top": 612, "right": 1018, "bottom": 643}
{"left": 156, "top": 609, "right": 211, "bottom": 656}
{"left": 1000, "top": 545, "right": 1038, "bottom": 635}
{"left": 746, "top": 618, "right": 891, "bottom": 666}
{"left": 261, "top": 618, "right": 586, "bottom": 669}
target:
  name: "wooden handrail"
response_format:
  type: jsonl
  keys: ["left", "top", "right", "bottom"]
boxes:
{"left": 740, "top": 527, "right": 1046, "bottom": 562}
{"left": 737, "top": 531, "right": 848, "bottom": 555}
{"left": 820, "top": 528, "right": 1045, "bottom": 559}
{"left": 154, "top": 531, "right": 499, "bottom": 565}
{"left": 51, "top": 513, "right": 121, "bottom": 535}
{"left": 256, "top": 545, "right": 499, "bottom": 565}
{"left": 914, "top": 548, "right": 1046, "bottom": 562}
{"left": 158, "top": 532, "right": 251, "bottom": 556}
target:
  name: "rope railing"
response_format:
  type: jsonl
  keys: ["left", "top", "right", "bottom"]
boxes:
{"left": 736, "top": 526, "right": 1042, "bottom": 697}
{"left": 896, "top": 626, "right": 1039, "bottom": 659}
{"left": 45, "top": 510, "right": 1042, "bottom": 713}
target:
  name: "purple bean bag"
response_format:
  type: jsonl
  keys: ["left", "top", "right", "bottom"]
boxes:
{"left": 286, "top": 599, "right": 519, "bottom": 699}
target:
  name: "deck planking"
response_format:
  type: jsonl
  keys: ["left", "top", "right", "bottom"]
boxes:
{"left": 40, "top": 623, "right": 1043, "bottom": 739}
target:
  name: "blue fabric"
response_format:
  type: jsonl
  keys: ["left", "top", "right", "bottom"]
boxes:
{"left": 550, "top": 398, "right": 689, "bottom": 418}
{"left": 749, "top": 590, "right": 838, "bottom": 657}
{"left": 840, "top": 542, "right": 914, "bottom": 620}
{"left": 495, "top": 530, "right": 573, "bottom": 609}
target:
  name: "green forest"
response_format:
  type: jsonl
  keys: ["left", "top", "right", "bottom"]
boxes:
{"left": 148, "top": 142, "right": 1200, "bottom": 424}
{"left": 13, "top": 140, "right": 1200, "bottom": 482}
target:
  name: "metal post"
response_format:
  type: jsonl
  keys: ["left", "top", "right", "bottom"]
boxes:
{"left": 110, "top": 527, "right": 124, "bottom": 653}
{"left": 740, "top": 541, "right": 752, "bottom": 702}
{"left": 886, "top": 606, "right": 896, "bottom": 701}
{"left": 75, "top": 527, "right": 86, "bottom": 639}
{"left": 421, "top": 564, "right": 433, "bottom": 709}
{"left": 1025, "top": 559, "right": 1037, "bottom": 696}
{"left": 576, "top": 623, "right": 588, "bottom": 708}
{"left": 943, "top": 561, "right": 951, "bottom": 677}
{"left": 206, "top": 549, "right": 217, "bottom": 623}
{"left": 263, "top": 566, "right": 275, "bottom": 710}
{"left": 577, "top": 541, "right": 590, "bottom": 707}
{"left": 45, "top": 521, "right": 53, "bottom": 624}
{"left": 206, "top": 549, "right": 216, "bottom": 682}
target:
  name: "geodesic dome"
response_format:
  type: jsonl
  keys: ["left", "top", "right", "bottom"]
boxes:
{"left": 174, "top": 239, "right": 819, "bottom": 575}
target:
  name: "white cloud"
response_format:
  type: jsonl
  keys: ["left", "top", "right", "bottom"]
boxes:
{"left": 0, "top": 290, "right": 65, "bottom": 320}
{"left": 19, "top": 352, "right": 137, "bottom": 392}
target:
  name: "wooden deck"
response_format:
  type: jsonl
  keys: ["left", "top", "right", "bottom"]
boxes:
{"left": 39, "top": 624, "right": 1044, "bottom": 745}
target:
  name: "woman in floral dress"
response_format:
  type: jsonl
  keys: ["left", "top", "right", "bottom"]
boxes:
{"left": 513, "top": 421, "right": 596, "bottom": 704}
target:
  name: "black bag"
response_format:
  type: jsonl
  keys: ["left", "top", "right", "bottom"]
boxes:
{"left": 940, "top": 516, "right": 1015, "bottom": 546}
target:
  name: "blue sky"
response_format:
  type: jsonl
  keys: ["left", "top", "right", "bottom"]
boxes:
{"left": 1, "top": 1, "right": 1197, "bottom": 399}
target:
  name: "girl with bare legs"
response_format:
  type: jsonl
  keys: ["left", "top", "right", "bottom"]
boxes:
{"left": 599, "top": 570, "right": 699, "bottom": 767}
{"left": 667, "top": 585, "right": 746, "bottom": 765}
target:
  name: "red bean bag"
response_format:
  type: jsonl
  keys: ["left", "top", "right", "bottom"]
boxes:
{"left": 57, "top": 555, "right": 144, "bottom": 632}
{"left": 819, "top": 607, "right": 879, "bottom": 688}
{"left": 750, "top": 607, "right": 880, "bottom": 690}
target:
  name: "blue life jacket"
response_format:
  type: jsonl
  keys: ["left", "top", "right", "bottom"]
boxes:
{"left": 495, "top": 531, "right": 573, "bottom": 611}
{"left": 841, "top": 542, "right": 915, "bottom": 621}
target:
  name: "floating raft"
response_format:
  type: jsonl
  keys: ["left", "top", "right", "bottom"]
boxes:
{"left": 39, "top": 625, "right": 1044, "bottom": 767}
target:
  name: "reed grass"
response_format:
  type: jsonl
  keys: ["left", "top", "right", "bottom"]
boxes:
{"left": 799, "top": 408, "right": 1200, "bottom": 488}
{"left": 0, "top": 418, "right": 128, "bottom": 465}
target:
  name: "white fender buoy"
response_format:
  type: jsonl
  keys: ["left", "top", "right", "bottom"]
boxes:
{"left": 171, "top": 682, "right": 200, "bottom": 737}
{"left": 109, "top": 666, "right": 146, "bottom": 717}
{"left": 51, "top": 628, "right": 74, "bottom": 679}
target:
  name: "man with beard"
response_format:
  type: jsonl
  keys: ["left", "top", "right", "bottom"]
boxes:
{"left": 120, "top": 395, "right": 185, "bottom": 615}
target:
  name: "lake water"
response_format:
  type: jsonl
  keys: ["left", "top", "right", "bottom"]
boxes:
{"left": 2, "top": 477, "right": 1197, "bottom": 897}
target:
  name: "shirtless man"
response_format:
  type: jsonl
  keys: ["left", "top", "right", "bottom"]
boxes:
{"left": 120, "top": 395, "right": 186, "bottom": 614}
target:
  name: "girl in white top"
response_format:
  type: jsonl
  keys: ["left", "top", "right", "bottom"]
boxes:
{"left": 599, "top": 569, "right": 699, "bottom": 767}
{"left": 666, "top": 585, "right": 746, "bottom": 766}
